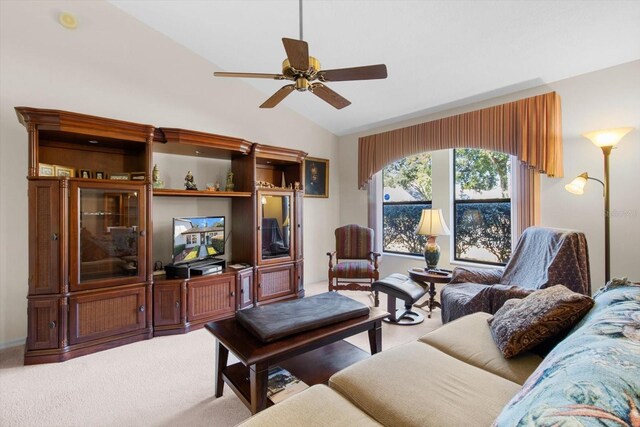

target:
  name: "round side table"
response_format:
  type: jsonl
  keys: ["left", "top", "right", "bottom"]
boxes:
{"left": 407, "top": 269, "right": 452, "bottom": 318}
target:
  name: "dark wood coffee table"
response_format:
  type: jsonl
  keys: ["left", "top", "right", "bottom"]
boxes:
{"left": 205, "top": 307, "right": 389, "bottom": 414}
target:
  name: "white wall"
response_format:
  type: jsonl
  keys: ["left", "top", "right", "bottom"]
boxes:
{"left": 0, "top": 1, "right": 339, "bottom": 346}
{"left": 339, "top": 61, "right": 640, "bottom": 290}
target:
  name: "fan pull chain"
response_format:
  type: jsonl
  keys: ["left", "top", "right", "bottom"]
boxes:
{"left": 299, "top": 0, "right": 303, "bottom": 41}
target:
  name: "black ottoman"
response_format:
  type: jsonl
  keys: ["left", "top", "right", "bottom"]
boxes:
{"left": 372, "top": 273, "right": 427, "bottom": 325}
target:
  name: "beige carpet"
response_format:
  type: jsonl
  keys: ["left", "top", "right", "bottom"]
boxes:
{"left": 0, "top": 280, "right": 442, "bottom": 426}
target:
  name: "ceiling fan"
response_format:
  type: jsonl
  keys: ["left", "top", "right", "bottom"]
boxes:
{"left": 213, "top": 1, "right": 387, "bottom": 109}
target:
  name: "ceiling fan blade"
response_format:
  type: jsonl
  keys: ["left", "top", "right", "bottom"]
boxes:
{"left": 214, "top": 72, "right": 286, "bottom": 80}
{"left": 310, "top": 84, "right": 351, "bottom": 109}
{"left": 318, "top": 64, "right": 388, "bottom": 82}
{"left": 282, "top": 38, "right": 309, "bottom": 71}
{"left": 260, "top": 85, "right": 295, "bottom": 108}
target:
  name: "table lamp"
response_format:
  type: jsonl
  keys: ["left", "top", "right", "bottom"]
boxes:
{"left": 565, "top": 127, "right": 634, "bottom": 283}
{"left": 415, "top": 208, "right": 450, "bottom": 270}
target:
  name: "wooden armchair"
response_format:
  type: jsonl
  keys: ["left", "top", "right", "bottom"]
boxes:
{"left": 327, "top": 224, "right": 380, "bottom": 307}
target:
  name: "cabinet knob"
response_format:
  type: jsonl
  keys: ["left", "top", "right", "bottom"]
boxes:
{"left": 297, "top": 224, "right": 301, "bottom": 228}
{"left": 48, "top": 321, "right": 56, "bottom": 329}
{"left": 175, "top": 301, "right": 180, "bottom": 308}
{"left": 138, "top": 305, "right": 145, "bottom": 313}
{"left": 230, "top": 291, "right": 235, "bottom": 297}
{"left": 51, "top": 233, "right": 58, "bottom": 241}
{"left": 139, "top": 230, "right": 146, "bottom": 237}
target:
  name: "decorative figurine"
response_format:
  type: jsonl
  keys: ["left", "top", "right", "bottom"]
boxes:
{"left": 206, "top": 183, "right": 216, "bottom": 191}
{"left": 184, "top": 170, "right": 197, "bottom": 190}
{"left": 215, "top": 182, "right": 220, "bottom": 191}
{"left": 152, "top": 164, "right": 164, "bottom": 189}
{"left": 225, "top": 170, "right": 234, "bottom": 191}
{"left": 294, "top": 181, "right": 301, "bottom": 191}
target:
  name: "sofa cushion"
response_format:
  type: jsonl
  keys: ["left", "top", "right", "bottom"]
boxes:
{"left": 238, "top": 385, "right": 381, "bottom": 427}
{"left": 419, "top": 312, "right": 543, "bottom": 385}
{"left": 494, "top": 282, "right": 640, "bottom": 426}
{"left": 488, "top": 285, "right": 594, "bottom": 358}
{"left": 329, "top": 341, "right": 521, "bottom": 427}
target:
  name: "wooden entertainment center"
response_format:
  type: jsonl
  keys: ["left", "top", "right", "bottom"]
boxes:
{"left": 17, "top": 107, "right": 306, "bottom": 364}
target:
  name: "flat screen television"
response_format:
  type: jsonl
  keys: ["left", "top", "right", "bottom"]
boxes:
{"left": 172, "top": 216, "right": 225, "bottom": 264}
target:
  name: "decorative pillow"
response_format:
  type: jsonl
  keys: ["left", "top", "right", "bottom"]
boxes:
{"left": 488, "top": 285, "right": 594, "bottom": 358}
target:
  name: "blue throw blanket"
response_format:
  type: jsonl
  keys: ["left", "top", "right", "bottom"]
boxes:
{"left": 494, "top": 280, "right": 640, "bottom": 426}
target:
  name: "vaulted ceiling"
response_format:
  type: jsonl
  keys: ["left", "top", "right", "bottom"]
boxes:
{"left": 110, "top": 0, "right": 640, "bottom": 136}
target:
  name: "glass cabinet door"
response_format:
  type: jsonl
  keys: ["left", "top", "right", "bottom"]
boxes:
{"left": 258, "top": 191, "right": 294, "bottom": 264}
{"left": 70, "top": 182, "right": 146, "bottom": 290}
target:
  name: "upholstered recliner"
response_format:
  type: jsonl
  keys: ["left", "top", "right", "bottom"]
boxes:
{"left": 328, "top": 224, "right": 380, "bottom": 307}
{"left": 440, "top": 227, "right": 591, "bottom": 323}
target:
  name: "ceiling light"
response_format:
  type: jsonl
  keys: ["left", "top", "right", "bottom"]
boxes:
{"left": 58, "top": 12, "right": 78, "bottom": 30}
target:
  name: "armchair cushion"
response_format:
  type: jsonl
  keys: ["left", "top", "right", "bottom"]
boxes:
{"left": 335, "top": 224, "right": 374, "bottom": 260}
{"left": 333, "top": 261, "right": 374, "bottom": 279}
{"left": 488, "top": 285, "right": 594, "bottom": 358}
{"left": 450, "top": 266, "right": 503, "bottom": 285}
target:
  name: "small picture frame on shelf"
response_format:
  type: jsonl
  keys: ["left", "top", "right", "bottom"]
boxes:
{"left": 79, "top": 169, "right": 92, "bottom": 179}
{"left": 130, "top": 172, "right": 146, "bottom": 181}
{"left": 95, "top": 171, "right": 106, "bottom": 180}
{"left": 54, "top": 165, "right": 75, "bottom": 178}
{"left": 109, "top": 172, "right": 130, "bottom": 180}
{"left": 38, "top": 163, "right": 55, "bottom": 177}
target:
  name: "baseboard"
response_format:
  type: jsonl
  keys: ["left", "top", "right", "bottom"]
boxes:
{"left": 0, "top": 337, "right": 25, "bottom": 350}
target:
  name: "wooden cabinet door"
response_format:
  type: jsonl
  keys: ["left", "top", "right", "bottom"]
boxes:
{"left": 257, "top": 263, "right": 296, "bottom": 302}
{"left": 28, "top": 180, "right": 64, "bottom": 295}
{"left": 27, "top": 298, "right": 60, "bottom": 350}
{"left": 69, "top": 286, "right": 146, "bottom": 345}
{"left": 69, "top": 181, "right": 147, "bottom": 291}
{"left": 154, "top": 281, "right": 182, "bottom": 326}
{"left": 237, "top": 269, "right": 254, "bottom": 310}
{"left": 187, "top": 275, "right": 235, "bottom": 323}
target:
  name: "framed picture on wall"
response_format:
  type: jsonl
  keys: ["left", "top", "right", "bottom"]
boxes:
{"left": 304, "top": 157, "right": 329, "bottom": 198}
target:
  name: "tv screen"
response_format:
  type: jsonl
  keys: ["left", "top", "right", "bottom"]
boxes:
{"left": 172, "top": 216, "right": 225, "bottom": 264}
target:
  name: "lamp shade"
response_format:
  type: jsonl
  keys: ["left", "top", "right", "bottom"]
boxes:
{"left": 415, "top": 208, "right": 450, "bottom": 236}
{"left": 564, "top": 172, "right": 589, "bottom": 195}
{"left": 583, "top": 127, "right": 634, "bottom": 148}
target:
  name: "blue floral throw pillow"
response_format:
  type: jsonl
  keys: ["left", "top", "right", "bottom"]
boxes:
{"left": 493, "top": 280, "right": 640, "bottom": 426}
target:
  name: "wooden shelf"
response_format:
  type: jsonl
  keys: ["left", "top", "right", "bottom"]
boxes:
{"left": 152, "top": 188, "right": 252, "bottom": 198}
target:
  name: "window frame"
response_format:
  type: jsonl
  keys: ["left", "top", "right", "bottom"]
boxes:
{"left": 452, "top": 149, "right": 512, "bottom": 266}
{"left": 380, "top": 154, "right": 434, "bottom": 257}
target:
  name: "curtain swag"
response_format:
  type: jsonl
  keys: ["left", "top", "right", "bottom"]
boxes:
{"left": 358, "top": 92, "right": 563, "bottom": 189}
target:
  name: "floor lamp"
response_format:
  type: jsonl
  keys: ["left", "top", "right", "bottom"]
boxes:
{"left": 565, "top": 127, "right": 634, "bottom": 283}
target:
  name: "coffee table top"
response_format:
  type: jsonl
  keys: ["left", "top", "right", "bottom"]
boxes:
{"left": 206, "top": 306, "right": 388, "bottom": 366}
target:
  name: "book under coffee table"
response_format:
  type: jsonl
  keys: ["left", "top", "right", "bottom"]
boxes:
{"left": 205, "top": 306, "right": 388, "bottom": 414}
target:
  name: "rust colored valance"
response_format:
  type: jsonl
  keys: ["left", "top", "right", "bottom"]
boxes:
{"left": 358, "top": 92, "right": 562, "bottom": 188}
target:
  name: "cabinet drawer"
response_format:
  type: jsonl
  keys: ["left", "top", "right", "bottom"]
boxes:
{"left": 27, "top": 298, "right": 61, "bottom": 350}
{"left": 69, "top": 286, "right": 146, "bottom": 345}
{"left": 187, "top": 275, "right": 235, "bottom": 322}
{"left": 257, "top": 264, "right": 295, "bottom": 301}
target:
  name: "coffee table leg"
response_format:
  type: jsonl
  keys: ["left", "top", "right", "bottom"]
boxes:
{"left": 215, "top": 340, "right": 229, "bottom": 398}
{"left": 368, "top": 319, "right": 382, "bottom": 354}
{"left": 249, "top": 362, "right": 269, "bottom": 414}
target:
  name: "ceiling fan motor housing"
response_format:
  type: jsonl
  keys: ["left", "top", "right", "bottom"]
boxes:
{"left": 282, "top": 56, "right": 320, "bottom": 77}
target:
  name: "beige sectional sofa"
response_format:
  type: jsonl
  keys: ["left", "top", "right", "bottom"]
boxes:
{"left": 239, "top": 312, "right": 543, "bottom": 427}
{"left": 239, "top": 282, "right": 640, "bottom": 427}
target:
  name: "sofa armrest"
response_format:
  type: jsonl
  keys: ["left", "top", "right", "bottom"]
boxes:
{"left": 477, "top": 284, "right": 533, "bottom": 313}
{"left": 450, "top": 266, "right": 503, "bottom": 285}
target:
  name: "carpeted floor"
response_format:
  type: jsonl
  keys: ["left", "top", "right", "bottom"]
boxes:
{"left": 0, "top": 280, "right": 443, "bottom": 426}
